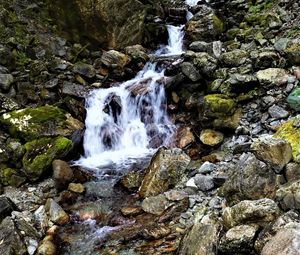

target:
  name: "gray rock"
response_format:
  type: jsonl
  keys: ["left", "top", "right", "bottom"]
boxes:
{"left": 198, "top": 161, "right": 216, "bottom": 174}
{"left": 141, "top": 194, "right": 172, "bottom": 215}
{"left": 219, "top": 50, "right": 249, "bottom": 67}
{"left": 73, "top": 62, "right": 96, "bottom": 78}
{"left": 101, "top": 50, "right": 128, "bottom": 68}
{"left": 0, "top": 74, "right": 14, "bottom": 91}
{"left": 45, "top": 198, "right": 69, "bottom": 225}
{"left": 268, "top": 105, "right": 289, "bottom": 119}
{"left": 276, "top": 180, "right": 300, "bottom": 210}
{"left": 181, "top": 62, "right": 202, "bottom": 82}
{"left": 52, "top": 160, "right": 74, "bottom": 189}
{"left": 0, "top": 93, "right": 20, "bottom": 112}
{"left": 222, "top": 198, "right": 280, "bottom": 229}
{"left": 62, "top": 81, "right": 88, "bottom": 98}
{"left": 285, "top": 163, "right": 300, "bottom": 182}
{"left": 251, "top": 135, "right": 292, "bottom": 173}
{"left": 194, "top": 174, "right": 215, "bottom": 191}
{"left": 0, "top": 196, "right": 16, "bottom": 223}
{"left": 256, "top": 68, "right": 289, "bottom": 86}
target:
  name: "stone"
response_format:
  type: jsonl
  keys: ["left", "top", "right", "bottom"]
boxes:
{"left": 0, "top": 74, "right": 14, "bottom": 91}
{"left": 141, "top": 194, "right": 172, "bottom": 215}
{"left": 37, "top": 236, "right": 56, "bottom": 255}
{"left": 198, "top": 162, "right": 216, "bottom": 174}
{"left": 203, "top": 94, "right": 236, "bottom": 118}
{"left": 0, "top": 196, "right": 16, "bottom": 222}
{"left": 181, "top": 62, "right": 202, "bottom": 82}
{"left": 45, "top": 198, "right": 69, "bottom": 225}
{"left": 142, "top": 224, "right": 171, "bottom": 240}
{"left": 268, "top": 105, "right": 289, "bottom": 119}
{"left": 287, "top": 88, "right": 300, "bottom": 112}
{"left": 251, "top": 135, "right": 292, "bottom": 173}
{"left": 73, "top": 62, "right": 96, "bottom": 78}
{"left": 285, "top": 42, "right": 300, "bottom": 65}
{"left": 261, "top": 223, "right": 300, "bottom": 255}
{"left": 52, "top": 160, "right": 74, "bottom": 189}
{"left": 49, "top": 0, "right": 147, "bottom": 49}
{"left": 139, "top": 148, "right": 190, "bottom": 198}
{"left": 34, "top": 206, "right": 49, "bottom": 234}
{"left": 256, "top": 68, "right": 289, "bottom": 86}
{"left": 0, "top": 217, "right": 27, "bottom": 255}
{"left": 0, "top": 93, "right": 20, "bottom": 112}
{"left": 0, "top": 167, "right": 26, "bottom": 187}
{"left": 68, "top": 183, "right": 85, "bottom": 193}
{"left": 219, "top": 224, "right": 259, "bottom": 254}
{"left": 0, "top": 106, "right": 83, "bottom": 141}
{"left": 194, "top": 174, "right": 215, "bottom": 191}
{"left": 22, "top": 137, "right": 73, "bottom": 181}
{"left": 275, "top": 116, "right": 300, "bottom": 161}
{"left": 200, "top": 129, "right": 224, "bottom": 146}
{"left": 222, "top": 198, "right": 280, "bottom": 229}
{"left": 164, "top": 189, "right": 188, "bottom": 201}
{"left": 176, "top": 126, "right": 195, "bottom": 148}
{"left": 276, "top": 180, "right": 300, "bottom": 210}
{"left": 219, "top": 50, "right": 249, "bottom": 67}
{"left": 62, "top": 81, "right": 88, "bottom": 98}
{"left": 124, "top": 45, "right": 149, "bottom": 62}
{"left": 177, "top": 215, "right": 220, "bottom": 255}
{"left": 120, "top": 171, "right": 144, "bottom": 190}
{"left": 101, "top": 50, "right": 128, "bottom": 68}
{"left": 219, "top": 153, "right": 278, "bottom": 205}
{"left": 120, "top": 207, "right": 142, "bottom": 217}
{"left": 285, "top": 163, "right": 300, "bottom": 182}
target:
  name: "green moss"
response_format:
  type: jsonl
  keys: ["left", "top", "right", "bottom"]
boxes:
{"left": 286, "top": 42, "right": 300, "bottom": 52}
{"left": 0, "top": 167, "right": 26, "bottom": 187}
{"left": 212, "top": 14, "right": 224, "bottom": 34}
{"left": 204, "top": 94, "right": 236, "bottom": 118}
{"left": 22, "top": 136, "right": 72, "bottom": 181}
{"left": 275, "top": 119, "right": 300, "bottom": 161}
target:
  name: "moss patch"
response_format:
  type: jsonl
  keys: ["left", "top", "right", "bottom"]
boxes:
{"left": 204, "top": 94, "right": 236, "bottom": 118}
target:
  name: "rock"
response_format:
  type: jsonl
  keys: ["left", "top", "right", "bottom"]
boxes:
{"left": 0, "top": 167, "right": 26, "bottom": 187}
{"left": 194, "top": 174, "right": 215, "bottom": 191}
{"left": 84, "top": 180, "right": 115, "bottom": 198}
{"left": 164, "top": 189, "right": 188, "bottom": 201}
{"left": 268, "top": 105, "right": 289, "bottom": 119}
{"left": 45, "top": 198, "right": 69, "bottom": 225}
{"left": 261, "top": 222, "right": 300, "bottom": 255}
{"left": 0, "top": 217, "right": 27, "bottom": 255}
{"left": 49, "top": 0, "right": 147, "bottom": 49}
{"left": 0, "top": 196, "right": 16, "bottom": 223}
{"left": 37, "top": 236, "right": 56, "bottom": 255}
{"left": 275, "top": 116, "right": 300, "bottom": 161}
{"left": 101, "top": 50, "right": 128, "bottom": 68}
{"left": 222, "top": 198, "right": 280, "bottom": 229}
{"left": 139, "top": 148, "right": 190, "bottom": 198}
{"left": 251, "top": 135, "right": 292, "bottom": 173}
{"left": 219, "top": 224, "right": 259, "bottom": 255}
{"left": 200, "top": 129, "right": 224, "bottom": 146}
{"left": 219, "top": 50, "right": 249, "bottom": 67}
{"left": 176, "top": 126, "right": 195, "bottom": 149}
{"left": 125, "top": 45, "right": 149, "bottom": 63}
{"left": 0, "top": 106, "right": 83, "bottom": 141}
{"left": 0, "top": 93, "right": 20, "bottom": 112}
{"left": 285, "top": 163, "right": 300, "bottom": 182}
{"left": 287, "top": 88, "right": 300, "bottom": 112}
{"left": 120, "top": 207, "right": 143, "bottom": 217}
{"left": 34, "top": 206, "right": 49, "bottom": 234}
{"left": 181, "top": 62, "right": 202, "bottom": 82}
{"left": 276, "top": 180, "right": 300, "bottom": 210}
{"left": 141, "top": 194, "right": 172, "bottom": 215}
{"left": 68, "top": 183, "right": 85, "bottom": 193}
{"left": 142, "top": 224, "right": 171, "bottom": 240}
{"left": 219, "top": 153, "right": 278, "bottom": 205}
{"left": 62, "top": 81, "right": 88, "bottom": 98}
{"left": 52, "top": 160, "right": 74, "bottom": 189}
{"left": 203, "top": 94, "right": 236, "bottom": 118}
{"left": 198, "top": 161, "right": 216, "bottom": 174}
{"left": 0, "top": 74, "right": 14, "bottom": 91}
{"left": 22, "top": 137, "right": 73, "bottom": 181}
{"left": 177, "top": 215, "right": 220, "bottom": 255}
{"left": 256, "top": 68, "right": 289, "bottom": 86}
{"left": 213, "top": 108, "right": 242, "bottom": 130}
{"left": 120, "top": 171, "right": 144, "bottom": 190}
{"left": 73, "top": 62, "right": 96, "bottom": 78}
{"left": 285, "top": 42, "right": 300, "bottom": 65}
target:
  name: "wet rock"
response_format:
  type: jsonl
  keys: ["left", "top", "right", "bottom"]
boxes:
{"left": 220, "top": 50, "right": 249, "bottom": 67}
{"left": 219, "top": 224, "right": 259, "bottom": 255}
{"left": 120, "top": 171, "right": 144, "bottom": 190}
{"left": 0, "top": 196, "right": 16, "bottom": 223}
{"left": 142, "top": 194, "right": 173, "bottom": 215}
{"left": 203, "top": 94, "right": 236, "bottom": 118}
{"left": 101, "top": 50, "right": 128, "bottom": 68}
{"left": 45, "top": 198, "right": 69, "bottom": 225}
{"left": 256, "top": 68, "right": 289, "bottom": 86}
{"left": 222, "top": 198, "right": 280, "bottom": 229}
{"left": 194, "top": 174, "right": 215, "bottom": 191}
{"left": 73, "top": 62, "right": 96, "bottom": 78}
{"left": 261, "top": 222, "right": 300, "bottom": 255}
{"left": 275, "top": 116, "right": 300, "bottom": 161}
{"left": 52, "top": 160, "right": 74, "bottom": 189}
{"left": 251, "top": 135, "right": 292, "bottom": 173}
{"left": 177, "top": 214, "right": 220, "bottom": 255}
{"left": 125, "top": 45, "right": 149, "bottom": 63}
{"left": 68, "top": 183, "right": 85, "bottom": 193}
{"left": 181, "top": 62, "right": 202, "bottom": 82}
{"left": 0, "top": 216, "right": 27, "bottom": 255}
{"left": 22, "top": 137, "right": 72, "bottom": 181}
{"left": 200, "top": 129, "right": 224, "bottom": 146}
{"left": 268, "top": 105, "right": 289, "bottom": 119}
{"left": 62, "top": 81, "right": 88, "bottom": 98}
{"left": 139, "top": 148, "right": 190, "bottom": 198}
{"left": 84, "top": 180, "right": 115, "bottom": 198}
{"left": 0, "top": 105, "right": 83, "bottom": 141}
{"left": 219, "top": 153, "right": 278, "bottom": 205}
{"left": 276, "top": 180, "right": 300, "bottom": 210}
{"left": 0, "top": 73, "right": 14, "bottom": 91}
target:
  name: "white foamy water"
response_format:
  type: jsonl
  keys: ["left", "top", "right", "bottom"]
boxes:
{"left": 186, "top": 0, "right": 199, "bottom": 6}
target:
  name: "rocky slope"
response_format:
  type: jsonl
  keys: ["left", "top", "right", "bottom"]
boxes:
{"left": 0, "top": 0, "right": 300, "bottom": 254}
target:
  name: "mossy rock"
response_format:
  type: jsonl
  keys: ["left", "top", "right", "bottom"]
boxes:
{"left": 203, "top": 94, "right": 236, "bottom": 118}
{"left": 285, "top": 42, "right": 300, "bottom": 65}
{"left": 0, "top": 167, "right": 26, "bottom": 187}
{"left": 22, "top": 136, "right": 72, "bottom": 181}
{"left": 275, "top": 118, "right": 300, "bottom": 161}
{"left": 0, "top": 105, "right": 83, "bottom": 141}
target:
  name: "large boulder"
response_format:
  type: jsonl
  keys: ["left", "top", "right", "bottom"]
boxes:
{"left": 139, "top": 148, "right": 190, "bottom": 198}
{"left": 48, "top": 0, "right": 149, "bottom": 49}
{"left": 0, "top": 106, "right": 83, "bottom": 141}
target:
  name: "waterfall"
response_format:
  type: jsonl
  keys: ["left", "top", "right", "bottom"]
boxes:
{"left": 76, "top": 25, "right": 184, "bottom": 169}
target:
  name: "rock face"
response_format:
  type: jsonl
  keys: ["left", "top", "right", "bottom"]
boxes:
{"left": 48, "top": 0, "right": 148, "bottom": 49}
{"left": 139, "top": 148, "right": 190, "bottom": 198}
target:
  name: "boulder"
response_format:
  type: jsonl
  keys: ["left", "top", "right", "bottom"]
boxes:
{"left": 268, "top": 105, "right": 289, "bottom": 119}
{"left": 219, "top": 50, "right": 249, "bottom": 67}
{"left": 141, "top": 194, "right": 172, "bottom": 215}
{"left": 222, "top": 198, "right": 281, "bottom": 229}
{"left": 52, "top": 160, "right": 74, "bottom": 189}
{"left": 219, "top": 153, "right": 278, "bottom": 205}
{"left": 139, "top": 148, "right": 190, "bottom": 198}
{"left": 200, "top": 129, "right": 224, "bottom": 146}
{"left": 22, "top": 137, "right": 73, "bottom": 181}
{"left": 0, "top": 73, "right": 14, "bottom": 91}
{"left": 0, "top": 106, "right": 83, "bottom": 141}
{"left": 73, "top": 62, "right": 96, "bottom": 78}
{"left": 101, "top": 50, "right": 129, "bottom": 68}
{"left": 45, "top": 198, "right": 69, "bottom": 225}
{"left": 181, "top": 62, "right": 202, "bottom": 82}
{"left": 276, "top": 180, "right": 300, "bottom": 211}
{"left": 251, "top": 135, "right": 292, "bottom": 173}
{"left": 203, "top": 94, "right": 236, "bottom": 118}
{"left": 0, "top": 196, "right": 16, "bottom": 223}
{"left": 256, "top": 68, "right": 289, "bottom": 86}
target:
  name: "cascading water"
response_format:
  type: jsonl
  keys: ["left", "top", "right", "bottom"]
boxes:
{"left": 76, "top": 25, "right": 185, "bottom": 169}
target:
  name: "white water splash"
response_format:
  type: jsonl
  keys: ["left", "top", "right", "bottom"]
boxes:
{"left": 186, "top": 0, "right": 199, "bottom": 6}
